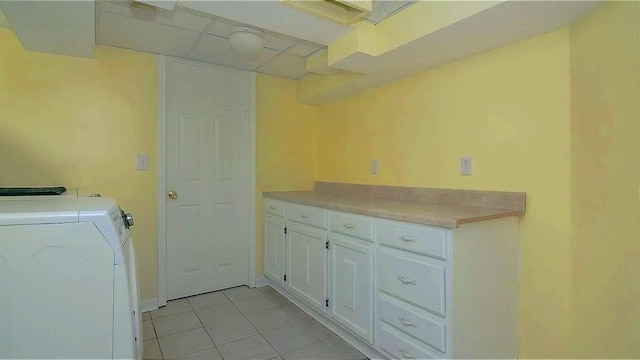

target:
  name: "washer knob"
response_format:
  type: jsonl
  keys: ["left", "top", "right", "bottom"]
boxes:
{"left": 124, "top": 213, "right": 135, "bottom": 227}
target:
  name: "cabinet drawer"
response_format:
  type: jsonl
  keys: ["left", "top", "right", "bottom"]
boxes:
{"left": 329, "top": 212, "right": 373, "bottom": 241}
{"left": 379, "top": 324, "right": 438, "bottom": 360}
{"left": 377, "top": 221, "right": 447, "bottom": 260}
{"left": 379, "top": 298, "right": 446, "bottom": 353}
{"left": 264, "top": 198, "right": 285, "bottom": 217}
{"left": 378, "top": 251, "right": 446, "bottom": 316}
{"left": 285, "top": 203, "right": 327, "bottom": 229}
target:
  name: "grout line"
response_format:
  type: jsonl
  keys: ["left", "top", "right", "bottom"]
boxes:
{"left": 155, "top": 326, "right": 215, "bottom": 360}
{"left": 156, "top": 289, "right": 350, "bottom": 360}
{"left": 155, "top": 332, "right": 166, "bottom": 360}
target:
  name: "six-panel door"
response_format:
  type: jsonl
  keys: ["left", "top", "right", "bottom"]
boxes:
{"left": 329, "top": 235, "right": 374, "bottom": 344}
{"left": 264, "top": 214, "right": 286, "bottom": 285}
{"left": 286, "top": 222, "right": 328, "bottom": 313}
{"left": 165, "top": 60, "right": 249, "bottom": 300}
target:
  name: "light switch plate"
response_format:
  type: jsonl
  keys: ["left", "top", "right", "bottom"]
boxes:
{"left": 137, "top": 154, "right": 150, "bottom": 171}
{"left": 461, "top": 156, "right": 472, "bottom": 176}
{"left": 371, "top": 160, "right": 379, "bottom": 175}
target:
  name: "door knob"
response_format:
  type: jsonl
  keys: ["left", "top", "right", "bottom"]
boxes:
{"left": 168, "top": 191, "right": 178, "bottom": 200}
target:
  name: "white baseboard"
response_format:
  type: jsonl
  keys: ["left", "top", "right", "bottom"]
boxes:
{"left": 255, "top": 276, "right": 270, "bottom": 288}
{"left": 140, "top": 298, "right": 159, "bottom": 312}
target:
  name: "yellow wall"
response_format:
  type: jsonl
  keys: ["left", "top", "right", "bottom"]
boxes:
{"left": 0, "top": 28, "right": 319, "bottom": 299}
{"left": 0, "top": 28, "right": 160, "bottom": 299}
{"left": 255, "top": 74, "right": 318, "bottom": 274}
{"left": 569, "top": 2, "right": 640, "bottom": 357}
{"left": 317, "top": 30, "right": 573, "bottom": 357}
{"left": 3, "top": 3, "right": 638, "bottom": 355}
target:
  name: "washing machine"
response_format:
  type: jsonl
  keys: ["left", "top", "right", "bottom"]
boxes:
{"left": 0, "top": 196, "right": 142, "bottom": 359}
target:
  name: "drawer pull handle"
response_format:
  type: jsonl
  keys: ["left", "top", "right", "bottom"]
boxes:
{"left": 397, "top": 276, "right": 416, "bottom": 285}
{"left": 342, "top": 223, "right": 356, "bottom": 229}
{"left": 300, "top": 213, "right": 309, "bottom": 218}
{"left": 398, "top": 317, "right": 416, "bottom": 327}
{"left": 270, "top": 205, "right": 276, "bottom": 210}
{"left": 399, "top": 235, "right": 417, "bottom": 242}
{"left": 398, "top": 349, "right": 414, "bottom": 359}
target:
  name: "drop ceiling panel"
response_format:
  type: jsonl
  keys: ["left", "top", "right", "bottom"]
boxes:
{"left": 362, "top": 1, "right": 415, "bottom": 24}
{"left": 137, "top": 0, "right": 178, "bottom": 11}
{"left": 263, "top": 31, "right": 298, "bottom": 51}
{"left": 98, "top": 0, "right": 212, "bottom": 33}
{"left": 1, "top": 0, "right": 94, "bottom": 58}
{"left": 98, "top": 11, "right": 199, "bottom": 57}
{"left": 257, "top": 53, "right": 308, "bottom": 80}
{"left": 188, "top": 33, "right": 280, "bottom": 71}
{"left": 206, "top": 16, "right": 240, "bottom": 38}
{"left": 207, "top": 16, "right": 298, "bottom": 51}
{"left": 98, "top": 1, "right": 140, "bottom": 16}
{"left": 0, "top": 9, "right": 9, "bottom": 27}
{"left": 286, "top": 41, "right": 324, "bottom": 57}
{"left": 154, "top": 6, "right": 212, "bottom": 33}
{"left": 182, "top": 0, "right": 353, "bottom": 45}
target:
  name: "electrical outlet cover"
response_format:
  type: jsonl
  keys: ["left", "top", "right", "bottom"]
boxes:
{"left": 461, "top": 157, "right": 472, "bottom": 176}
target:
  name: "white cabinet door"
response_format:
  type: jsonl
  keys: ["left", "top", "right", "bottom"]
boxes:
{"left": 287, "top": 222, "right": 327, "bottom": 313}
{"left": 264, "top": 214, "right": 285, "bottom": 284}
{"left": 329, "top": 236, "right": 373, "bottom": 344}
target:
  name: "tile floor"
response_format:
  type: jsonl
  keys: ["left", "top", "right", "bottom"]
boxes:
{"left": 143, "top": 286, "right": 368, "bottom": 360}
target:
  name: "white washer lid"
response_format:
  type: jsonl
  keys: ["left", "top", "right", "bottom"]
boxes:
{"left": 0, "top": 197, "right": 118, "bottom": 225}
{"left": 0, "top": 197, "right": 126, "bottom": 263}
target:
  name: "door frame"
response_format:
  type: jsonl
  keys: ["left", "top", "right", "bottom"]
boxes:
{"left": 157, "top": 55, "right": 256, "bottom": 307}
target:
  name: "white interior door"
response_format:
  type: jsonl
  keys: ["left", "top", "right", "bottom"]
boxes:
{"left": 165, "top": 59, "right": 249, "bottom": 300}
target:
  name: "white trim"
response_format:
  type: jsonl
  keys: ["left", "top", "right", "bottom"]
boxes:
{"left": 157, "top": 55, "right": 167, "bottom": 308}
{"left": 157, "top": 55, "right": 257, "bottom": 305}
{"left": 247, "top": 71, "right": 257, "bottom": 288}
{"left": 255, "top": 276, "right": 269, "bottom": 288}
{"left": 140, "top": 298, "right": 159, "bottom": 313}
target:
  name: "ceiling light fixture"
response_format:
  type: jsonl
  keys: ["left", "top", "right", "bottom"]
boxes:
{"left": 229, "top": 27, "right": 265, "bottom": 58}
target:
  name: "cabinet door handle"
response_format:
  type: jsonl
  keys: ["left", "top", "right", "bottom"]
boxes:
{"left": 270, "top": 205, "right": 276, "bottom": 210}
{"left": 398, "top": 317, "right": 416, "bottom": 327}
{"left": 299, "top": 213, "right": 309, "bottom": 219}
{"left": 397, "top": 276, "right": 416, "bottom": 285}
{"left": 398, "top": 349, "right": 415, "bottom": 359}
{"left": 342, "top": 223, "right": 356, "bottom": 229}
{"left": 399, "top": 235, "right": 417, "bottom": 242}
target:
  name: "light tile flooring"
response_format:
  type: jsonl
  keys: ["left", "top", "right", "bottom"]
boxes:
{"left": 143, "top": 286, "right": 368, "bottom": 360}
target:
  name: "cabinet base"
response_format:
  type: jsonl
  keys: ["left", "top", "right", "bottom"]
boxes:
{"left": 268, "top": 280, "right": 387, "bottom": 360}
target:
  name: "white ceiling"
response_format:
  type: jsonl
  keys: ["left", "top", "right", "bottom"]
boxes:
{"left": 2, "top": 0, "right": 605, "bottom": 101}
{"left": 361, "top": 1, "right": 414, "bottom": 25}
{"left": 1, "top": 1, "right": 95, "bottom": 58}
{"left": 96, "top": 0, "right": 325, "bottom": 79}
{"left": 180, "top": 0, "right": 353, "bottom": 46}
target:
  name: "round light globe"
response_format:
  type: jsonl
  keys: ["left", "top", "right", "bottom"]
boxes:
{"left": 229, "top": 28, "right": 265, "bottom": 57}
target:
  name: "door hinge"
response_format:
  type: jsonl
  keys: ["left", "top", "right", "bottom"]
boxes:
{"left": 284, "top": 227, "right": 287, "bottom": 234}
{"left": 284, "top": 274, "right": 287, "bottom": 282}
{"left": 325, "top": 298, "right": 330, "bottom": 307}
{"left": 326, "top": 240, "right": 329, "bottom": 249}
